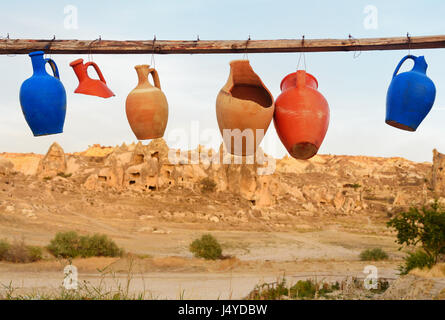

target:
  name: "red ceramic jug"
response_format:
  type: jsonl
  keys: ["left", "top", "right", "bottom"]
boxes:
{"left": 70, "top": 58, "right": 115, "bottom": 98}
{"left": 274, "top": 70, "right": 329, "bottom": 160}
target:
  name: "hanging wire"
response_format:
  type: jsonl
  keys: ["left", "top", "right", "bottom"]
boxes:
{"left": 1, "top": 33, "right": 16, "bottom": 57}
{"left": 87, "top": 36, "right": 101, "bottom": 62}
{"left": 296, "top": 35, "right": 307, "bottom": 71}
{"left": 150, "top": 35, "right": 156, "bottom": 68}
{"left": 348, "top": 34, "right": 362, "bottom": 59}
{"left": 44, "top": 35, "right": 56, "bottom": 59}
{"left": 242, "top": 35, "right": 250, "bottom": 60}
{"left": 407, "top": 32, "right": 411, "bottom": 55}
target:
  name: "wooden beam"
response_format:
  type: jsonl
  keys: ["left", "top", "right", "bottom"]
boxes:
{"left": 0, "top": 35, "right": 444, "bottom": 55}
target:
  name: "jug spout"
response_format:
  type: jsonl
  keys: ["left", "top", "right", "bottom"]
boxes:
{"left": 69, "top": 58, "right": 86, "bottom": 81}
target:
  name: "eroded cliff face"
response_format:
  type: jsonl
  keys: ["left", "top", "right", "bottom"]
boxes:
{"left": 0, "top": 140, "right": 443, "bottom": 228}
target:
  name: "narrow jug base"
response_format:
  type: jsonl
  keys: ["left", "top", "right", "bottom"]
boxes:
{"left": 290, "top": 142, "right": 319, "bottom": 160}
{"left": 385, "top": 120, "right": 416, "bottom": 132}
{"left": 135, "top": 133, "right": 164, "bottom": 141}
{"left": 33, "top": 130, "right": 63, "bottom": 137}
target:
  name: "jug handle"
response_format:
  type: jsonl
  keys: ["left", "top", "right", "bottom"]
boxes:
{"left": 85, "top": 62, "right": 106, "bottom": 83}
{"left": 148, "top": 68, "right": 161, "bottom": 89}
{"left": 392, "top": 55, "right": 416, "bottom": 79}
{"left": 45, "top": 58, "right": 60, "bottom": 79}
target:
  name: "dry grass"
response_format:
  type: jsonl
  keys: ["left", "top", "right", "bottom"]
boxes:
{"left": 409, "top": 263, "right": 445, "bottom": 278}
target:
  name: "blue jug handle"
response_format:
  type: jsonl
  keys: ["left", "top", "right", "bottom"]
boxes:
{"left": 45, "top": 58, "right": 60, "bottom": 79}
{"left": 392, "top": 55, "right": 416, "bottom": 79}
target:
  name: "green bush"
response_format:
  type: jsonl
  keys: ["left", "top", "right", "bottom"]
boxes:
{"left": 0, "top": 239, "right": 42, "bottom": 263}
{"left": 387, "top": 202, "right": 445, "bottom": 262}
{"left": 79, "top": 234, "right": 122, "bottom": 258}
{"left": 47, "top": 231, "right": 82, "bottom": 258}
{"left": 57, "top": 172, "right": 72, "bottom": 178}
{"left": 189, "top": 234, "right": 222, "bottom": 260}
{"left": 0, "top": 240, "right": 11, "bottom": 260}
{"left": 247, "top": 278, "right": 337, "bottom": 300}
{"left": 289, "top": 280, "right": 317, "bottom": 299}
{"left": 360, "top": 248, "right": 389, "bottom": 261}
{"left": 200, "top": 178, "right": 216, "bottom": 193}
{"left": 25, "top": 246, "right": 43, "bottom": 262}
{"left": 399, "top": 250, "right": 435, "bottom": 275}
{"left": 47, "top": 231, "right": 123, "bottom": 258}
{"left": 343, "top": 183, "right": 361, "bottom": 189}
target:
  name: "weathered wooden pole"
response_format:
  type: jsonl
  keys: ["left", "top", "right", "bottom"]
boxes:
{"left": 0, "top": 35, "right": 444, "bottom": 54}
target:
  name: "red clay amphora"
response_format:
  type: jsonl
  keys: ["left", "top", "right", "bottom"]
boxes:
{"left": 126, "top": 65, "right": 168, "bottom": 140}
{"left": 274, "top": 70, "right": 329, "bottom": 160}
{"left": 69, "top": 58, "right": 114, "bottom": 98}
{"left": 216, "top": 60, "right": 274, "bottom": 156}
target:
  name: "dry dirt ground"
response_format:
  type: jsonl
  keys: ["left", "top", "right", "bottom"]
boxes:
{"left": 0, "top": 220, "right": 403, "bottom": 299}
{"left": 0, "top": 168, "right": 441, "bottom": 299}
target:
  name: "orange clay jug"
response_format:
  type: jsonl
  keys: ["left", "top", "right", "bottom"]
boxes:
{"left": 69, "top": 58, "right": 114, "bottom": 98}
{"left": 126, "top": 65, "right": 168, "bottom": 140}
{"left": 274, "top": 70, "right": 329, "bottom": 160}
{"left": 216, "top": 60, "right": 274, "bottom": 156}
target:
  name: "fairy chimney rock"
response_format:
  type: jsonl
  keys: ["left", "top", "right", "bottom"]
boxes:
{"left": 37, "top": 142, "right": 67, "bottom": 177}
{"left": 432, "top": 149, "right": 445, "bottom": 195}
{"left": 146, "top": 138, "right": 170, "bottom": 162}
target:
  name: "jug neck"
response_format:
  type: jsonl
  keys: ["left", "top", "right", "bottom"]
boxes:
{"left": 29, "top": 51, "right": 47, "bottom": 75}
{"left": 412, "top": 56, "right": 428, "bottom": 73}
{"left": 70, "top": 59, "right": 87, "bottom": 80}
{"left": 135, "top": 65, "right": 152, "bottom": 87}
{"left": 280, "top": 71, "right": 318, "bottom": 91}
{"left": 229, "top": 60, "right": 260, "bottom": 86}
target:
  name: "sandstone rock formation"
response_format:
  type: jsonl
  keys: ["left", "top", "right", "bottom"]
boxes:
{"left": 37, "top": 142, "right": 67, "bottom": 177}
{"left": 2, "top": 140, "right": 445, "bottom": 216}
{"left": 432, "top": 149, "right": 445, "bottom": 196}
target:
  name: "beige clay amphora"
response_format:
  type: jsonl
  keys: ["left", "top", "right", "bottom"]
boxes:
{"left": 126, "top": 65, "right": 168, "bottom": 140}
{"left": 216, "top": 60, "right": 274, "bottom": 156}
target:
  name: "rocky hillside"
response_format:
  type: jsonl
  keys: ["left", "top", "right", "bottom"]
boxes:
{"left": 0, "top": 140, "right": 444, "bottom": 233}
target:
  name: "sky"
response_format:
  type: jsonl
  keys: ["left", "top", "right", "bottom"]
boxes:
{"left": 0, "top": 0, "right": 445, "bottom": 162}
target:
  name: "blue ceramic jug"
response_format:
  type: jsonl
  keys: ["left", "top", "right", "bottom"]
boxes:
{"left": 386, "top": 55, "right": 436, "bottom": 131}
{"left": 19, "top": 51, "right": 67, "bottom": 136}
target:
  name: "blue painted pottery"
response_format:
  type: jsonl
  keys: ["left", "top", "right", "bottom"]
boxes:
{"left": 386, "top": 55, "right": 436, "bottom": 131}
{"left": 19, "top": 51, "right": 67, "bottom": 136}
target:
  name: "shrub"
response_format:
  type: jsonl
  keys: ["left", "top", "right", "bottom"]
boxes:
{"left": 57, "top": 172, "right": 72, "bottom": 178}
{"left": 289, "top": 280, "right": 318, "bottom": 299}
{"left": 47, "top": 231, "right": 82, "bottom": 258}
{"left": 360, "top": 248, "right": 389, "bottom": 261}
{"left": 79, "top": 234, "right": 123, "bottom": 258}
{"left": 247, "top": 278, "right": 337, "bottom": 300}
{"left": 249, "top": 278, "right": 289, "bottom": 300}
{"left": 399, "top": 250, "right": 435, "bottom": 275}
{"left": 47, "top": 231, "right": 123, "bottom": 258}
{"left": 387, "top": 201, "right": 445, "bottom": 271}
{"left": 26, "top": 246, "right": 43, "bottom": 262}
{"left": 200, "top": 178, "right": 216, "bottom": 193}
{"left": 0, "top": 240, "right": 11, "bottom": 260}
{"left": 343, "top": 183, "right": 361, "bottom": 189}
{"left": 0, "top": 240, "right": 42, "bottom": 263}
{"left": 189, "top": 234, "right": 222, "bottom": 260}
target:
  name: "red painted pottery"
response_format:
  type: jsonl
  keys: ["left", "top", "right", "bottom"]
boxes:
{"left": 274, "top": 70, "right": 329, "bottom": 160}
{"left": 216, "top": 60, "right": 274, "bottom": 156}
{"left": 126, "top": 65, "right": 168, "bottom": 140}
{"left": 70, "top": 58, "right": 114, "bottom": 98}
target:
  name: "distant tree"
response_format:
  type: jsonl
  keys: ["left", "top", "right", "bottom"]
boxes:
{"left": 387, "top": 201, "right": 445, "bottom": 264}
